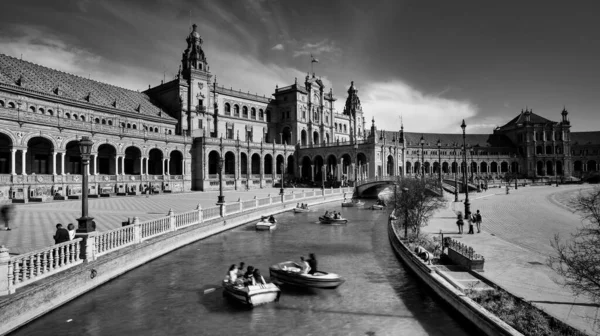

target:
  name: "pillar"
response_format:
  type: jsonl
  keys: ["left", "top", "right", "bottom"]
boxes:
{"left": 21, "top": 149, "right": 27, "bottom": 175}
{"left": 94, "top": 154, "right": 98, "bottom": 175}
{"left": 162, "top": 158, "right": 166, "bottom": 175}
{"left": 114, "top": 155, "right": 118, "bottom": 175}
{"left": 336, "top": 164, "right": 341, "bottom": 182}
{"left": 351, "top": 163, "right": 356, "bottom": 181}
{"left": 145, "top": 157, "right": 149, "bottom": 175}
{"left": 10, "top": 149, "right": 16, "bottom": 175}
{"left": 139, "top": 156, "right": 143, "bottom": 175}
{"left": 366, "top": 161, "right": 370, "bottom": 179}
{"left": 310, "top": 164, "right": 314, "bottom": 182}
{"left": 183, "top": 158, "right": 186, "bottom": 175}
{"left": 166, "top": 158, "right": 170, "bottom": 175}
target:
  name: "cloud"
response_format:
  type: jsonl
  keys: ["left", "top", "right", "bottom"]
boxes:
{"left": 357, "top": 81, "right": 478, "bottom": 133}
{"left": 271, "top": 43, "right": 284, "bottom": 51}
{"left": 293, "top": 39, "right": 342, "bottom": 58}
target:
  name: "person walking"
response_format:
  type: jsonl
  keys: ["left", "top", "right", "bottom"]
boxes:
{"left": 1, "top": 204, "right": 14, "bottom": 231}
{"left": 67, "top": 223, "right": 76, "bottom": 240}
{"left": 53, "top": 224, "right": 70, "bottom": 244}
{"left": 467, "top": 212, "right": 475, "bottom": 234}
{"left": 475, "top": 210, "right": 482, "bottom": 233}
{"left": 456, "top": 212, "right": 464, "bottom": 234}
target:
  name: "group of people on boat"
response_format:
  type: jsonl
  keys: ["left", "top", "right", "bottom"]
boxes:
{"left": 226, "top": 262, "right": 267, "bottom": 287}
{"left": 375, "top": 199, "right": 386, "bottom": 206}
{"left": 282, "top": 253, "right": 318, "bottom": 275}
{"left": 260, "top": 215, "right": 276, "bottom": 223}
{"left": 323, "top": 211, "right": 342, "bottom": 219}
{"left": 296, "top": 203, "right": 309, "bottom": 209}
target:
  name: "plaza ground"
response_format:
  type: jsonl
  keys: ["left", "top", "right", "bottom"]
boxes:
{"left": 0, "top": 187, "right": 325, "bottom": 254}
{"left": 424, "top": 184, "right": 600, "bottom": 335}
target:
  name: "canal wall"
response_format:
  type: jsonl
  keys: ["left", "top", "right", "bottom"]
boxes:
{"left": 0, "top": 189, "right": 349, "bottom": 335}
{"left": 387, "top": 219, "right": 523, "bottom": 336}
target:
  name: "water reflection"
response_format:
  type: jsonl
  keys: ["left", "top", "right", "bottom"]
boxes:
{"left": 12, "top": 200, "right": 476, "bottom": 336}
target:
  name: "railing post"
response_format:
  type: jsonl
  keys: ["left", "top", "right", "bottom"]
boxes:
{"left": 168, "top": 208, "right": 176, "bottom": 231}
{"left": 196, "top": 203, "right": 203, "bottom": 223}
{"left": 254, "top": 196, "right": 258, "bottom": 208}
{"left": 322, "top": 188, "right": 325, "bottom": 197}
{"left": 268, "top": 194, "right": 272, "bottom": 205}
{"left": 238, "top": 198, "right": 243, "bottom": 213}
{"left": 220, "top": 203, "right": 226, "bottom": 217}
{"left": 75, "top": 232, "right": 97, "bottom": 262}
{"left": 132, "top": 217, "right": 141, "bottom": 244}
{"left": 0, "top": 245, "right": 11, "bottom": 295}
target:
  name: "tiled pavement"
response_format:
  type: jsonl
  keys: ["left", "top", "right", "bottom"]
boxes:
{"left": 0, "top": 188, "right": 322, "bottom": 254}
{"left": 424, "top": 184, "right": 600, "bottom": 335}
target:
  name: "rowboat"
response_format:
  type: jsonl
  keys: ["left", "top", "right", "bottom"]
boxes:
{"left": 371, "top": 204, "right": 385, "bottom": 210}
{"left": 269, "top": 261, "right": 345, "bottom": 289}
{"left": 318, "top": 216, "right": 348, "bottom": 225}
{"left": 256, "top": 219, "right": 277, "bottom": 230}
{"left": 293, "top": 207, "right": 310, "bottom": 213}
{"left": 222, "top": 281, "right": 281, "bottom": 307}
{"left": 341, "top": 200, "right": 365, "bottom": 207}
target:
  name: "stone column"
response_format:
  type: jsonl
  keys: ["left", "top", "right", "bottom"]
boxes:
{"left": 21, "top": 149, "right": 27, "bottom": 175}
{"left": 339, "top": 158, "right": 344, "bottom": 181}
{"left": 182, "top": 158, "right": 186, "bottom": 176}
{"left": 145, "top": 157, "right": 149, "bottom": 175}
{"left": 366, "top": 161, "right": 370, "bottom": 179}
{"left": 139, "top": 156, "right": 143, "bottom": 175}
{"left": 310, "top": 164, "right": 315, "bottom": 182}
{"left": 114, "top": 155, "right": 118, "bottom": 175}
{"left": 351, "top": 163, "right": 356, "bottom": 181}
{"left": 59, "top": 152, "right": 65, "bottom": 175}
{"left": 94, "top": 154, "right": 98, "bottom": 175}
{"left": 166, "top": 158, "right": 170, "bottom": 175}
{"left": 10, "top": 149, "right": 16, "bottom": 175}
{"left": 162, "top": 158, "right": 166, "bottom": 175}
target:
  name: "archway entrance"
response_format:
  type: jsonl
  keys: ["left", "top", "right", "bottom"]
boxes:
{"left": 124, "top": 147, "right": 142, "bottom": 175}
{"left": 301, "top": 156, "right": 312, "bottom": 179}
{"left": 0, "top": 133, "right": 12, "bottom": 174}
{"left": 169, "top": 150, "right": 183, "bottom": 175}
{"left": 224, "top": 152, "right": 235, "bottom": 176}
{"left": 148, "top": 148, "right": 163, "bottom": 175}
{"left": 97, "top": 144, "right": 116, "bottom": 175}
{"left": 313, "top": 155, "right": 324, "bottom": 181}
{"left": 208, "top": 151, "right": 220, "bottom": 175}
{"left": 264, "top": 154, "right": 273, "bottom": 176}
{"left": 27, "top": 137, "right": 53, "bottom": 174}
{"left": 251, "top": 153, "right": 261, "bottom": 175}
{"left": 282, "top": 127, "right": 292, "bottom": 145}
{"left": 286, "top": 155, "right": 295, "bottom": 176}
{"left": 387, "top": 155, "right": 394, "bottom": 176}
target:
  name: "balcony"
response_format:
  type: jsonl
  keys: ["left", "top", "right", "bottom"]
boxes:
{"left": 196, "top": 105, "right": 207, "bottom": 113}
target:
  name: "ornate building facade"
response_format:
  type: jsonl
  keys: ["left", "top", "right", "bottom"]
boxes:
{"left": 0, "top": 24, "right": 598, "bottom": 202}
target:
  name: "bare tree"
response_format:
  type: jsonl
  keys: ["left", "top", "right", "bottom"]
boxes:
{"left": 548, "top": 187, "right": 600, "bottom": 302}
{"left": 391, "top": 177, "right": 447, "bottom": 238}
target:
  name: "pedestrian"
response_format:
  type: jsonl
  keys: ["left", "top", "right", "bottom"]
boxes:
{"left": 456, "top": 212, "right": 464, "bottom": 234}
{"left": 467, "top": 212, "right": 475, "bottom": 234}
{"left": 1, "top": 204, "right": 14, "bottom": 231}
{"left": 67, "top": 223, "right": 76, "bottom": 240}
{"left": 475, "top": 210, "right": 482, "bottom": 233}
{"left": 53, "top": 223, "right": 70, "bottom": 244}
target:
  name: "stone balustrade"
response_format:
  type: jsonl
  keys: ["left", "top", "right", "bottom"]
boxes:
{"left": 445, "top": 237, "right": 485, "bottom": 271}
{"left": 0, "top": 187, "right": 350, "bottom": 296}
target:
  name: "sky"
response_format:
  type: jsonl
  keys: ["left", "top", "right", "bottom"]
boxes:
{"left": 0, "top": 0, "right": 599, "bottom": 134}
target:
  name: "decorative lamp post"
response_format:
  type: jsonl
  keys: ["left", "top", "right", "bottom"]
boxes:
{"left": 403, "top": 187, "right": 409, "bottom": 238}
{"left": 76, "top": 136, "right": 94, "bottom": 233}
{"left": 217, "top": 156, "right": 225, "bottom": 204}
{"left": 461, "top": 120, "right": 471, "bottom": 217}
{"left": 279, "top": 162, "right": 285, "bottom": 195}
{"left": 420, "top": 135, "right": 425, "bottom": 181}
{"left": 453, "top": 143, "right": 459, "bottom": 202}
{"left": 322, "top": 164, "right": 326, "bottom": 190}
{"left": 354, "top": 143, "right": 359, "bottom": 185}
{"left": 437, "top": 139, "right": 443, "bottom": 195}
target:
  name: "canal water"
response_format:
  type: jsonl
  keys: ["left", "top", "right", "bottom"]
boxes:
{"left": 12, "top": 201, "right": 476, "bottom": 336}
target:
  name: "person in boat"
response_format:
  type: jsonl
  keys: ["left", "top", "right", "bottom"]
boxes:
{"left": 243, "top": 265, "right": 255, "bottom": 286}
{"left": 237, "top": 262, "right": 246, "bottom": 277}
{"left": 268, "top": 215, "right": 276, "bottom": 223}
{"left": 307, "top": 253, "right": 318, "bottom": 275}
{"left": 324, "top": 210, "right": 330, "bottom": 218}
{"left": 334, "top": 212, "right": 341, "bottom": 219}
{"left": 227, "top": 264, "right": 238, "bottom": 283}
{"left": 252, "top": 269, "right": 267, "bottom": 285}
{"left": 296, "top": 203, "right": 300, "bottom": 208}
{"left": 300, "top": 256, "right": 311, "bottom": 274}
{"left": 304, "top": 203, "right": 308, "bottom": 209}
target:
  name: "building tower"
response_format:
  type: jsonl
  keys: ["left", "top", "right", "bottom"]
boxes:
{"left": 343, "top": 81, "right": 365, "bottom": 144}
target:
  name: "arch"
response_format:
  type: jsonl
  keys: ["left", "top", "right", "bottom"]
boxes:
{"left": 0, "top": 132, "right": 13, "bottom": 174}
{"left": 264, "top": 154, "right": 273, "bottom": 175}
{"left": 29, "top": 106, "right": 36, "bottom": 112}
{"left": 433, "top": 161, "right": 440, "bottom": 174}
{"left": 357, "top": 153, "right": 368, "bottom": 180}
{"left": 80, "top": 115, "right": 85, "bottom": 122}
{"left": 0, "top": 100, "right": 5, "bottom": 107}
{"left": 233, "top": 104, "right": 240, "bottom": 117}
{"left": 480, "top": 162, "right": 488, "bottom": 174}
{"left": 300, "top": 129, "right": 307, "bottom": 146}
{"left": 73, "top": 114, "right": 79, "bottom": 121}
{"left": 208, "top": 151, "right": 220, "bottom": 175}
{"left": 148, "top": 148, "right": 164, "bottom": 174}
{"left": 132, "top": 124, "right": 137, "bottom": 130}
{"left": 251, "top": 153, "right": 261, "bottom": 175}
{"left": 424, "top": 161, "right": 431, "bottom": 174}
{"left": 500, "top": 161, "right": 509, "bottom": 173}
{"left": 287, "top": 155, "right": 295, "bottom": 175}
{"left": 556, "top": 161, "right": 563, "bottom": 175}
{"left": 97, "top": 144, "right": 116, "bottom": 174}
{"left": 387, "top": 155, "right": 394, "bottom": 176}
{"left": 251, "top": 107, "right": 256, "bottom": 120}
{"left": 406, "top": 161, "right": 412, "bottom": 175}
{"left": 124, "top": 146, "right": 142, "bottom": 174}
{"left": 511, "top": 162, "right": 519, "bottom": 174}
{"left": 38, "top": 107, "right": 45, "bottom": 114}
{"left": 546, "top": 161, "right": 554, "bottom": 175}
{"left": 7, "top": 102, "right": 15, "bottom": 108}
{"left": 240, "top": 153, "right": 248, "bottom": 176}
{"left": 259, "top": 109, "right": 264, "bottom": 120}
{"left": 224, "top": 103, "right": 231, "bottom": 116}
{"left": 301, "top": 156, "right": 312, "bottom": 179}
{"left": 470, "top": 162, "right": 477, "bottom": 175}
{"left": 101, "top": 119, "right": 106, "bottom": 125}
{"left": 325, "top": 133, "right": 330, "bottom": 144}
{"left": 242, "top": 106, "right": 248, "bottom": 118}
{"left": 126, "top": 123, "right": 131, "bottom": 129}
{"left": 107, "top": 120, "right": 113, "bottom": 126}
{"left": 313, "top": 131, "right": 319, "bottom": 145}
{"left": 326, "top": 155, "right": 337, "bottom": 181}
{"left": 95, "top": 118, "right": 100, "bottom": 124}
{"left": 47, "top": 109, "right": 54, "bottom": 116}
{"left": 26, "top": 137, "right": 54, "bottom": 174}
{"left": 313, "top": 155, "right": 324, "bottom": 181}
{"left": 490, "top": 162, "right": 498, "bottom": 173}
{"left": 65, "top": 112, "right": 71, "bottom": 119}
{"left": 282, "top": 127, "right": 292, "bottom": 145}
{"left": 168, "top": 150, "right": 182, "bottom": 175}
{"left": 21, "top": 133, "right": 57, "bottom": 149}
{"left": 537, "top": 161, "right": 545, "bottom": 176}
{"left": 442, "top": 162, "right": 449, "bottom": 174}
{"left": 64, "top": 140, "right": 82, "bottom": 174}
{"left": 574, "top": 160, "right": 583, "bottom": 173}
{"left": 276, "top": 154, "right": 285, "bottom": 174}
{"left": 414, "top": 161, "right": 421, "bottom": 174}
{"left": 587, "top": 160, "right": 597, "bottom": 172}
{"left": 340, "top": 153, "right": 352, "bottom": 178}
{"left": 451, "top": 161, "right": 458, "bottom": 174}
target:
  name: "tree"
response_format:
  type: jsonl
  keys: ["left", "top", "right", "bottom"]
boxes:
{"left": 548, "top": 187, "right": 600, "bottom": 302}
{"left": 391, "top": 177, "right": 447, "bottom": 238}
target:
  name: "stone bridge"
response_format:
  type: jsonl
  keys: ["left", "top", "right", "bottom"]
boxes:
{"left": 354, "top": 176, "right": 444, "bottom": 198}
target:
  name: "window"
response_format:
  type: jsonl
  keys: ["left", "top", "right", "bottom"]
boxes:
{"left": 325, "top": 116, "right": 328, "bottom": 124}
{"left": 132, "top": 124, "right": 136, "bottom": 129}
{"left": 65, "top": 113, "right": 71, "bottom": 119}
{"left": 73, "top": 114, "right": 79, "bottom": 121}
{"left": 227, "top": 127, "right": 234, "bottom": 139}
{"left": 47, "top": 109, "right": 53, "bottom": 116}
{"left": 242, "top": 106, "right": 248, "bottom": 118}
{"left": 29, "top": 106, "right": 35, "bottom": 112}
{"left": 259, "top": 109, "right": 264, "bottom": 120}
{"left": 95, "top": 118, "right": 100, "bottom": 124}
{"left": 39, "top": 107, "right": 45, "bottom": 114}
{"left": 81, "top": 116, "right": 85, "bottom": 122}
{"left": 198, "top": 99, "right": 203, "bottom": 107}
{"left": 286, "top": 110, "right": 290, "bottom": 119}
{"left": 102, "top": 119, "right": 106, "bottom": 125}
{"left": 247, "top": 130, "right": 252, "bottom": 142}
{"left": 234, "top": 105, "right": 240, "bottom": 117}
{"left": 108, "top": 120, "right": 113, "bottom": 126}
{"left": 224, "top": 103, "right": 231, "bottom": 116}
{"left": 251, "top": 108, "right": 256, "bottom": 119}
{"left": 198, "top": 119, "right": 203, "bottom": 129}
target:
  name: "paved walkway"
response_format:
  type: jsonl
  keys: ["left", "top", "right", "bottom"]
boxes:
{"left": 423, "top": 184, "right": 600, "bottom": 335}
{"left": 0, "top": 188, "right": 327, "bottom": 254}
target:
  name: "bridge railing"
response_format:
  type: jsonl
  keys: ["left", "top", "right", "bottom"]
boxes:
{"left": 0, "top": 187, "right": 352, "bottom": 296}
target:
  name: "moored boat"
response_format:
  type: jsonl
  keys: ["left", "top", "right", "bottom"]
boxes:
{"left": 371, "top": 204, "right": 385, "bottom": 210}
{"left": 269, "top": 261, "right": 345, "bottom": 289}
{"left": 293, "top": 207, "right": 310, "bottom": 213}
{"left": 256, "top": 220, "right": 277, "bottom": 230}
{"left": 341, "top": 200, "right": 365, "bottom": 207}
{"left": 222, "top": 281, "right": 281, "bottom": 307}
{"left": 318, "top": 216, "right": 348, "bottom": 225}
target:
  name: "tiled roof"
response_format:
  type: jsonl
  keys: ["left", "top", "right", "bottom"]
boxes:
{"left": 376, "top": 130, "right": 515, "bottom": 148}
{"left": 571, "top": 132, "right": 600, "bottom": 145}
{"left": 498, "top": 111, "right": 556, "bottom": 129}
{"left": 0, "top": 54, "right": 171, "bottom": 120}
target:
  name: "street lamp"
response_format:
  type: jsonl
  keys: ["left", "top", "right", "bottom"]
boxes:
{"left": 437, "top": 139, "right": 443, "bottom": 195}
{"left": 217, "top": 156, "right": 225, "bottom": 204}
{"left": 461, "top": 120, "right": 470, "bottom": 217}
{"left": 453, "top": 143, "right": 459, "bottom": 202}
{"left": 76, "top": 136, "right": 94, "bottom": 233}
{"left": 420, "top": 135, "right": 425, "bottom": 181}
{"left": 321, "top": 164, "right": 326, "bottom": 190}
{"left": 279, "top": 162, "right": 285, "bottom": 195}
{"left": 403, "top": 187, "right": 409, "bottom": 238}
